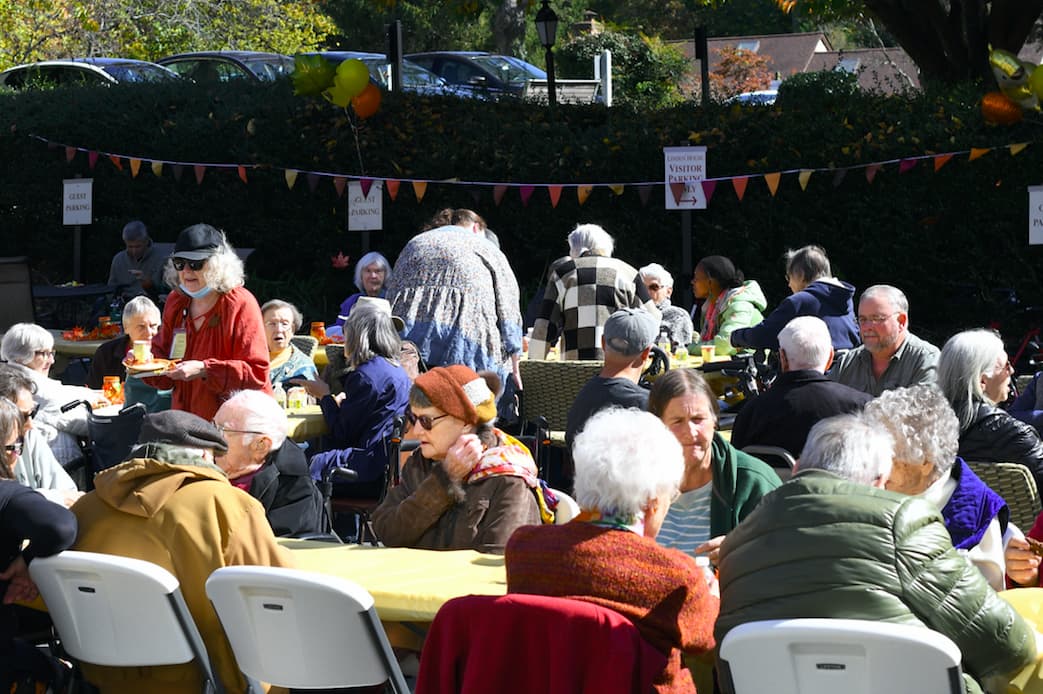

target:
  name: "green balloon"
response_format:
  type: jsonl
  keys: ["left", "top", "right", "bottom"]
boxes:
{"left": 335, "top": 59, "right": 371, "bottom": 99}
{"left": 291, "top": 55, "right": 336, "bottom": 97}
{"left": 324, "top": 83, "right": 353, "bottom": 108}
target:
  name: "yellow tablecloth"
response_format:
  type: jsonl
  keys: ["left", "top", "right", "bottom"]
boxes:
{"left": 1001, "top": 588, "right": 1043, "bottom": 694}
{"left": 280, "top": 540, "right": 507, "bottom": 623}
{"left": 286, "top": 405, "right": 328, "bottom": 442}
{"left": 312, "top": 348, "right": 329, "bottom": 370}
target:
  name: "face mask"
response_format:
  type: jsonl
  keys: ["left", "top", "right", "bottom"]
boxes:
{"left": 179, "top": 284, "right": 213, "bottom": 300}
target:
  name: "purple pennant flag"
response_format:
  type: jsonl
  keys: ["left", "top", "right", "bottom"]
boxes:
{"left": 701, "top": 180, "right": 717, "bottom": 204}
{"left": 898, "top": 159, "right": 917, "bottom": 174}
{"left": 306, "top": 173, "right": 320, "bottom": 192}
{"left": 88, "top": 151, "right": 98, "bottom": 170}
{"left": 519, "top": 185, "right": 535, "bottom": 206}
{"left": 360, "top": 178, "right": 373, "bottom": 198}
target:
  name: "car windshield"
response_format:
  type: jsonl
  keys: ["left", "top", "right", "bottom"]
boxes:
{"left": 470, "top": 55, "right": 544, "bottom": 85}
{"left": 100, "top": 63, "right": 178, "bottom": 83}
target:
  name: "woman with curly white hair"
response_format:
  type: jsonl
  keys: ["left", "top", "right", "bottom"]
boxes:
{"left": 145, "top": 223, "right": 270, "bottom": 420}
{"left": 865, "top": 384, "right": 1009, "bottom": 590}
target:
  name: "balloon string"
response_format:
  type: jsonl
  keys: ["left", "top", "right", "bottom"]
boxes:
{"left": 346, "top": 108, "right": 366, "bottom": 176}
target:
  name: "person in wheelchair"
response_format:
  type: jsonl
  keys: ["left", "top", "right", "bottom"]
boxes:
{"left": 372, "top": 365, "right": 543, "bottom": 553}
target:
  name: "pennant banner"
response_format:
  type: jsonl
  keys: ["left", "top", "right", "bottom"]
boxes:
{"left": 732, "top": 176, "right": 749, "bottom": 201}
{"left": 764, "top": 172, "right": 781, "bottom": 197}
{"left": 548, "top": 186, "right": 563, "bottom": 208}
{"left": 577, "top": 185, "right": 593, "bottom": 205}
{"left": 701, "top": 180, "right": 717, "bottom": 204}
{"left": 412, "top": 181, "right": 427, "bottom": 202}
{"left": 798, "top": 169, "right": 812, "bottom": 191}
{"left": 493, "top": 185, "right": 507, "bottom": 206}
{"left": 285, "top": 170, "right": 298, "bottom": 190}
{"left": 130, "top": 158, "right": 141, "bottom": 178}
{"left": 933, "top": 154, "right": 953, "bottom": 172}
{"left": 519, "top": 185, "right": 534, "bottom": 206}
{"left": 386, "top": 179, "right": 400, "bottom": 201}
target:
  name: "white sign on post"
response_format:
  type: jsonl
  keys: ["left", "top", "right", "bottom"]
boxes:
{"left": 62, "top": 178, "right": 93, "bottom": 225}
{"left": 1030, "top": 186, "right": 1043, "bottom": 245}
{"left": 663, "top": 146, "right": 707, "bottom": 210}
{"left": 348, "top": 181, "right": 383, "bottom": 231}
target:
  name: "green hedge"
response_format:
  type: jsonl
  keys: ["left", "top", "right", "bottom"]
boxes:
{"left": 2, "top": 77, "right": 1042, "bottom": 344}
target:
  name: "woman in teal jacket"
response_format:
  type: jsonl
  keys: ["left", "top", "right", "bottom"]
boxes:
{"left": 692, "top": 256, "right": 767, "bottom": 356}
{"left": 648, "top": 368, "right": 780, "bottom": 557}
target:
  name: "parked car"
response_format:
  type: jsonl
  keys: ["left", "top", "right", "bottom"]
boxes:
{"left": 299, "top": 51, "right": 477, "bottom": 98}
{"left": 157, "top": 51, "right": 295, "bottom": 83}
{"left": 406, "top": 51, "right": 546, "bottom": 97}
{"left": 725, "top": 90, "right": 778, "bottom": 105}
{"left": 0, "top": 58, "right": 179, "bottom": 89}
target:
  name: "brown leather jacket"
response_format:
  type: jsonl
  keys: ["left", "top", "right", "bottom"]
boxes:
{"left": 372, "top": 448, "right": 540, "bottom": 554}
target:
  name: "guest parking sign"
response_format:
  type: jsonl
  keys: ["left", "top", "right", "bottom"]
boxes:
{"left": 348, "top": 181, "right": 383, "bottom": 231}
{"left": 663, "top": 147, "right": 707, "bottom": 210}
{"left": 62, "top": 178, "right": 93, "bottom": 225}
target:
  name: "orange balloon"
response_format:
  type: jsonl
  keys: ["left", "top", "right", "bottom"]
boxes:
{"left": 981, "top": 90, "right": 1024, "bottom": 125}
{"left": 351, "top": 83, "right": 382, "bottom": 119}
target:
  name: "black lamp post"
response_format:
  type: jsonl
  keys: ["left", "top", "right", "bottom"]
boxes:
{"left": 535, "top": 0, "right": 559, "bottom": 107}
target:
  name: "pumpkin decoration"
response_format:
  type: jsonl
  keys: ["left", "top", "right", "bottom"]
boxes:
{"left": 981, "top": 91, "right": 1024, "bottom": 125}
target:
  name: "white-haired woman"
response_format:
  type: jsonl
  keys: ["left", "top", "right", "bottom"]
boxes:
{"left": 293, "top": 300, "right": 411, "bottom": 495}
{"left": 261, "top": 299, "right": 318, "bottom": 388}
{"left": 506, "top": 407, "right": 718, "bottom": 693}
{"left": 147, "top": 224, "right": 270, "bottom": 421}
{"left": 0, "top": 323, "right": 105, "bottom": 465}
{"left": 938, "top": 329, "right": 1043, "bottom": 491}
{"left": 866, "top": 384, "right": 1009, "bottom": 590}
{"left": 333, "top": 251, "right": 392, "bottom": 331}
{"left": 640, "top": 263, "right": 694, "bottom": 349}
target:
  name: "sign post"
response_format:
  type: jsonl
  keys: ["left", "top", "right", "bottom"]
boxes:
{"left": 63, "top": 178, "right": 93, "bottom": 282}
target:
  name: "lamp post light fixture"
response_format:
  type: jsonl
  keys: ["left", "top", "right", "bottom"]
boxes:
{"left": 535, "top": 0, "right": 558, "bottom": 107}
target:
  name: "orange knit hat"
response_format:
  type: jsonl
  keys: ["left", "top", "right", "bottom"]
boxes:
{"left": 414, "top": 365, "right": 496, "bottom": 425}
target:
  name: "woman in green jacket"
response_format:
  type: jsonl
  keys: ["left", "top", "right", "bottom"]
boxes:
{"left": 692, "top": 255, "right": 767, "bottom": 357}
{"left": 648, "top": 368, "right": 780, "bottom": 559}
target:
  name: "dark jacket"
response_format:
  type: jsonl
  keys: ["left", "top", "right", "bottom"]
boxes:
{"left": 249, "top": 442, "right": 323, "bottom": 537}
{"left": 86, "top": 335, "right": 130, "bottom": 389}
{"left": 708, "top": 433, "right": 782, "bottom": 537}
{"left": 730, "top": 370, "right": 872, "bottom": 457}
{"left": 729, "top": 279, "right": 860, "bottom": 351}
{"left": 372, "top": 445, "right": 541, "bottom": 554}
{"left": 716, "top": 470, "right": 1036, "bottom": 686}
{"left": 959, "top": 403, "right": 1043, "bottom": 491}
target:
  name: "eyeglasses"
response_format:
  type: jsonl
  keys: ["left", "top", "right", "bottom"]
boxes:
{"left": 405, "top": 409, "right": 451, "bottom": 431}
{"left": 213, "top": 422, "right": 266, "bottom": 437}
{"left": 20, "top": 403, "right": 39, "bottom": 424}
{"left": 34, "top": 350, "right": 55, "bottom": 359}
{"left": 856, "top": 313, "right": 900, "bottom": 327}
{"left": 2, "top": 439, "right": 23, "bottom": 456}
{"left": 172, "top": 258, "right": 207, "bottom": 272}
{"left": 263, "top": 320, "right": 293, "bottom": 330}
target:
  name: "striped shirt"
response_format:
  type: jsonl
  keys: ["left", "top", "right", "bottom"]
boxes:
{"left": 656, "top": 483, "right": 712, "bottom": 555}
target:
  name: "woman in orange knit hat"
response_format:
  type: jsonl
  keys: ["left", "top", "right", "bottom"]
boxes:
{"left": 372, "top": 365, "right": 542, "bottom": 553}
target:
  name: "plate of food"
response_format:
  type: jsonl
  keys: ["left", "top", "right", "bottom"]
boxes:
{"left": 125, "top": 358, "right": 178, "bottom": 376}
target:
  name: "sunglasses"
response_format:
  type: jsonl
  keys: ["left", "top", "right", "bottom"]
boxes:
{"left": 172, "top": 258, "right": 207, "bottom": 272}
{"left": 21, "top": 403, "right": 39, "bottom": 424}
{"left": 647, "top": 283, "right": 662, "bottom": 291}
{"left": 213, "top": 422, "right": 266, "bottom": 437}
{"left": 405, "top": 409, "right": 451, "bottom": 431}
{"left": 3, "top": 439, "right": 23, "bottom": 456}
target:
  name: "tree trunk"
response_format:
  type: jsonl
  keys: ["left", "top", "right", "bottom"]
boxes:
{"left": 492, "top": 0, "right": 527, "bottom": 56}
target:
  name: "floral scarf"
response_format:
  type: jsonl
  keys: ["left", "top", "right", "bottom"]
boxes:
{"left": 465, "top": 429, "right": 555, "bottom": 523}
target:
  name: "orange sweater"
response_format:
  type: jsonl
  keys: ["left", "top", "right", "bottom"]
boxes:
{"left": 506, "top": 522, "right": 719, "bottom": 694}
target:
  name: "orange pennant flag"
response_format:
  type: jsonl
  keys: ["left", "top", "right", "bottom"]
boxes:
{"left": 933, "top": 154, "right": 953, "bottom": 172}
{"left": 577, "top": 185, "right": 593, "bottom": 205}
{"left": 548, "top": 186, "right": 563, "bottom": 208}
{"left": 968, "top": 148, "right": 989, "bottom": 162}
{"left": 386, "top": 179, "right": 400, "bottom": 201}
{"left": 1010, "top": 142, "right": 1029, "bottom": 156}
{"left": 129, "top": 158, "right": 141, "bottom": 178}
{"left": 493, "top": 185, "right": 507, "bottom": 206}
{"left": 608, "top": 184, "right": 624, "bottom": 196}
{"left": 333, "top": 177, "right": 346, "bottom": 197}
{"left": 108, "top": 155, "right": 123, "bottom": 171}
{"left": 238, "top": 166, "right": 248, "bottom": 184}
{"left": 732, "top": 176, "right": 749, "bottom": 201}
{"left": 285, "top": 170, "right": 298, "bottom": 189}
{"left": 151, "top": 161, "right": 163, "bottom": 177}
{"left": 669, "top": 182, "right": 686, "bottom": 205}
{"left": 65, "top": 147, "right": 76, "bottom": 162}
{"left": 412, "top": 181, "right": 427, "bottom": 202}
{"left": 194, "top": 165, "right": 206, "bottom": 184}
{"left": 798, "top": 169, "right": 812, "bottom": 190}
{"left": 764, "top": 172, "right": 781, "bottom": 197}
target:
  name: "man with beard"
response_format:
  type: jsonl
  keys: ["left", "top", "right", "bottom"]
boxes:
{"left": 830, "top": 284, "right": 939, "bottom": 397}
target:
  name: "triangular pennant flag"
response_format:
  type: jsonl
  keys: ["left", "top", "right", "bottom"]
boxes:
{"left": 832, "top": 169, "right": 846, "bottom": 188}
{"left": 898, "top": 158, "right": 917, "bottom": 174}
{"left": 669, "top": 182, "right": 685, "bottom": 205}
{"left": 108, "top": 155, "right": 123, "bottom": 171}
{"left": 88, "top": 151, "right": 98, "bottom": 170}
{"left": 577, "top": 185, "right": 593, "bottom": 205}
{"left": 701, "top": 180, "right": 717, "bottom": 203}
{"left": 1010, "top": 142, "right": 1029, "bottom": 156}
{"left": 637, "top": 185, "right": 652, "bottom": 207}
{"left": 865, "top": 164, "right": 880, "bottom": 183}
{"left": 493, "top": 185, "right": 507, "bottom": 206}
{"left": 360, "top": 178, "right": 373, "bottom": 198}
{"left": 129, "top": 158, "right": 141, "bottom": 178}
{"left": 933, "top": 154, "right": 953, "bottom": 172}
{"left": 306, "top": 173, "right": 320, "bottom": 192}
{"left": 151, "top": 161, "right": 163, "bottom": 177}
{"left": 238, "top": 166, "right": 248, "bottom": 184}
{"left": 333, "top": 177, "right": 346, "bottom": 197}
{"left": 65, "top": 147, "right": 76, "bottom": 162}
{"left": 798, "top": 169, "right": 813, "bottom": 190}
{"left": 285, "top": 170, "right": 298, "bottom": 189}
{"left": 469, "top": 187, "right": 482, "bottom": 204}
{"left": 386, "top": 179, "right": 400, "bottom": 201}
{"left": 732, "top": 176, "right": 749, "bottom": 201}
{"left": 412, "top": 181, "right": 427, "bottom": 202}
{"left": 969, "top": 148, "right": 989, "bottom": 162}
{"left": 519, "top": 185, "right": 535, "bottom": 206}
{"left": 194, "top": 165, "right": 206, "bottom": 185}
{"left": 608, "top": 184, "right": 624, "bottom": 196}
{"left": 173, "top": 164, "right": 184, "bottom": 182}
{"left": 548, "top": 186, "right": 563, "bottom": 208}
{"left": 764, "top": 172, "right": 781, "bottom": 197}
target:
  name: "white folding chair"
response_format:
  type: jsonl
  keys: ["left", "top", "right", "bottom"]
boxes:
{"left": 205, "top": 566, "right": 409, "bottom": 694}
{"left": 550, "top": 487, "right": 581, "bottom": 524}
{"left": 29, "top": 550, "right": 224, "bottom": 693}
{"left": 718, "top": 618, "right": 963, "bottom": 694}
